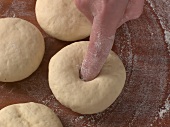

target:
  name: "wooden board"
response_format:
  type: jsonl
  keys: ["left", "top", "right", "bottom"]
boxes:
{"left": 0, "top": 0, "right": 170, "bottom": 126}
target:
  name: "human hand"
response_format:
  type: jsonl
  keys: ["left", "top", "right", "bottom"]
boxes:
{"left": 75, "top": 0, "right": 144, "bottom": 81}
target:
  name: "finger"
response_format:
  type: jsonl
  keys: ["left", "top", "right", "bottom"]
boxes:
{"left": 126, "top": 0, "right": 144, "bottom": 20}
{"left": 80, "top": 15, "right": 115, "bottom": 81}
{"left": 117, "top": 0, "right": 144, "bottom": 28}
{"left": 80, "top": 0, "right": 129, "bottom": 81}
{"left": 74, "top": 0, "right": 94, "bottom": 23}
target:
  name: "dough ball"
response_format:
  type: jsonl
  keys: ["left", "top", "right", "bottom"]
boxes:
{"left": 0, "top": 18, "right": 45, "bottom": 82}
{"left": 49, "top": 41, "right": 126, "bottom": 114}
{"left": 35, "top": 0, "right": 91, "bottom": 41}
{"left": 0, "top": 102, "right": 63, "bottom": 127}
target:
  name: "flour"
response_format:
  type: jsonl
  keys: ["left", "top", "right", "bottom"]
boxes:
{"left": 12, "top": 13, "right": 16, "bottom": 18}
{"left": 164, "top": 31, "right": 170, "bottom": 54}
{"left": 146, "top": 0, "right": 170, "bottom": 55}
{"left": 146, "top": 0, "right": 170, "bottom": 126}
{"left": 158, "top": 95, "right": 170, "bottom": 119}
{"left": 108, "top": 35, "right": 115, "bottom": 41}
{"left": 1, "top": 0, "right": 34, "bottom": 17}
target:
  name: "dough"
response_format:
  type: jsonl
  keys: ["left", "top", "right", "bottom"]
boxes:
{"left": 49, "top": 41, "right": 126, "bottom": 114}
{"left": 0, "top": 18, "right": 45, "bottom": 82}
{"left": 0, "top": 102, "right": 63, "bottom": 127}
{"left": 35, "top": 0, "right": 91, "bottom": 41}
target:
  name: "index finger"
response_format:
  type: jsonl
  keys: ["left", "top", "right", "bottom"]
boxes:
{"left": 80, "top": 0, "right": 129, "bottom": 81}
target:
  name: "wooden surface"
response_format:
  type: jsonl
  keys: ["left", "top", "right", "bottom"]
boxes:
{"left": 0, "top": 0, "right": 170, "bottom": 127}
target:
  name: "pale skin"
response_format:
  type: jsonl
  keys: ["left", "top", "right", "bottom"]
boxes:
{"left": 75, "top": 0, "right": 144, "bottom": 81}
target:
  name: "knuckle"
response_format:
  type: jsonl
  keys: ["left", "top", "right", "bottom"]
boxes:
{"left": 133, "top": 11, "right": 143, "bottom": 19}
{"left": 76, "top": 0, "right": 89, "bottom": 8}
{"left": 126, "top": 10, "right": 143, "bottom": 20}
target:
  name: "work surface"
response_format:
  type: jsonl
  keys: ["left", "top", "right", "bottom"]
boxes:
{"left": 0, "top": 0, "right": 170, "bottom": 127}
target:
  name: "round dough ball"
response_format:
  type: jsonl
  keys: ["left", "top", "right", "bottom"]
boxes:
{"left": 0, "top": 102, "right": 63, "bottom": 127}
{"left": 0, "top": 18, "right": 45, "bottom": 82}
{"left": 35, "top": 0, "right": 91, "bottom": 41}
{"left": 49, "top": 41, "right": 126, "bottom": 114}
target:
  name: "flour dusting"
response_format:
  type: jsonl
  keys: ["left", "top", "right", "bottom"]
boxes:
{"left": 158, "top": 95, "right": 170, "bottom": 119}
{"left": 147, "top": 0, "right": 170, "bottom": 55}
{"left": 164, "top": 31, "right": 170, "bottom": 54}
{"left": 146, "top": 0, "right": 170, "bottom": 126}
{"left": 1, "top": 0, "right": 35, "bottom": 17}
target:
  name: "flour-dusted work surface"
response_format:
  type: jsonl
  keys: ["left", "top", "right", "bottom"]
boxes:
{"left": 0, "top": 0, "right": 170, "bottom": 127}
